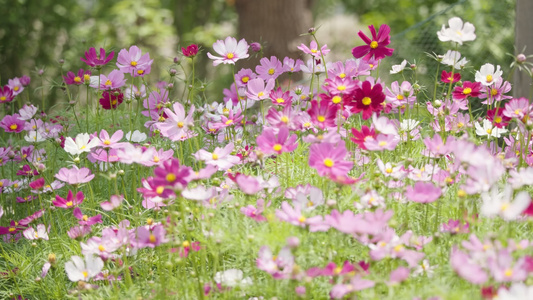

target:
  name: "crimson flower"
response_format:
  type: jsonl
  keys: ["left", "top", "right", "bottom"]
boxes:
{"left": 350, "top": 125, "right": 377, "bottom": 150}
{"left": 344, "top": 81, "right": 385, "bottom": 120}
{"left": 182, "top": 44, "right": 199, "bottom": 57}
{"left": 441, "top": 70, "right": 461, "bottom": 83}
{"left": 452, "top": 81, "right": 481, "bottom": 100}
{"left": 99, "top": 89, "right": 124, "bottom": 110}
{"left": 80, "top": 47, "right": 115, "bottom": 67}
{"left": 352, "top": 24, "right": 394, "bottom": 60}
{"left": 486, "top": 108, "right": 511, "bottom": 128}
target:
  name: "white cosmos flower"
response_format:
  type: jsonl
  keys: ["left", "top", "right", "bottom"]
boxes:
{"left": 23, "top": 224, "right": 49, "bottom": 240}
{"left": 497, "top": 283, "right": 533, "bottom": 300}
{"left": 441, "top": 50, "right": 468, "bottom": 69}
{"left": 400, "top": 119, "right": 420, "bottom": 131}
{"left": 214, "top": 269, "right": 252, "bottom": 287}
{"left": 475, "top": 119, "right": 507, "bottom": 138}
{"left": 390, "top": 60, "right": 408, "bottom": 74}
{"left": 475, "top": 63, "right": 502, "bottom": 86}
{"left": 64, "top": 133, "right": 99, "bottom": 156}
{"left": 125, "top": 130, "right": 147, "bottom": 143}
{"left": 437, "top": 17, "right": 476, "bottom": 45}
{"left": 481, "top": 185, "right": 531, "bottom": 221}
{"left": 64, "top": 255, "right": 104, "bottom": 282}
{"left": 24, "top": 130, "right": 45, "bottom": 143}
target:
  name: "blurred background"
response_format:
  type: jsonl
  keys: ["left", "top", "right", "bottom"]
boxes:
{"left": 0, "top": 0, "right": 516, "bottom": 107}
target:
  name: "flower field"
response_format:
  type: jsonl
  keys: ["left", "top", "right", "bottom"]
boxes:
{"left": 1, "top": 16, "right": 533, "bottom": 299}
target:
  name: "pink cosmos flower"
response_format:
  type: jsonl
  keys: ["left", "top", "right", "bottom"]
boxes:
{"left": 8, "top": 77, "right": 24, "bottom": 95}
{"left": 282, "top": 57, "right": 303, "bottom": 73}
{"left": 405, "top": 182, "right": 442, "bottom": 203}
{"left": 67, "top": 225, "right": 92, "bottom": 240}
{"left": 207, "top": 36, "right": 249, "bottom": 66}
{"left": 452, "top": 81, "right": 481, "bottom": 100}
{"left": 65, "top": 255, "right": 104, "bottom": 282}
{"left": 503, "top": 97, "right": 530, "bottom": 119}
{"left": 479, "top": 78, "right": 512, "bottom": 105}
{"left": 440, "top": 219, "right": 470, "bottom": 234}
{"left": 307, "top": 100, "right": 339, "bottom": 130}
{"left": 256, "top": 127, "right": 298, "bottom": 156}
{"left": 0, "top": 85, "right": 14, "bottom": 103}
{"left": 233, "top": 173, "right": 262, "bottom": 195}
{"left": 81, "top": 235, "right": 121, "bottom": 259}
{"left": 101, "top": 195, "right": 124, "bottom": 211}
{"left": 309, "top": 141, "right": 353, "bottom": 177}
{"left": 265, "top": 105, "right": 300, "bottom": 130}
{"left": 194, "top": 143, "right": 240, "bottom": 170}
{"left": 298, "top": 40, "right": 330, "bottom": 58}
{"left": 351, "top": 125, "right": 377, "bottom": 150}
{"left": 388, "top": 266, "right": 410, "bottom": 285}
{"left": 52, "top": 190, "right": 84, "bottom": 209}
{"left": 73, "top": 207, "right": 102, "bottom": 226}
{"left": 257, "top": 246, "right": 296, "bottom": 279}
{"left": 22, "top": 224, "right": 49, "bottom": 240}
{"left": 1, "top": 114, "right": 25, "bottom": 133}
{"left": 235, "top": 68, "right": 257, "bottom": 87}
{"left": 364, "top": 134, "right": 399, "bottom": 151}
{"left": 90, "top": 70, "right": 127, "bottom": 90}
{"left": 241, "top": 199, "right": 268, "bottom": 222}
{"left": 55, "top": 166, "right": 95, "bottom": 185}
{"left": 256, "top": 56, "right": 283, "bottom": 81}
{"left": 116, "top": 45, "right": 153, "bottom": 77}
{"left": 97, "top": 129, "right": 125, "bottom": 149}
{"left": 330, "top": 276, "right": 375, "bottom": 299}
{"left": 323, "top": 77, "right": 358, "bottom": 96}
{"left": 29, "top": 177, "right": 45, "bottom": 191}
{"left": 63, "top": 69, "right": 91, "bottom": 85}
{"left": 132, "top": 224, "right": 168, "bottom": 248}
{"left": 152, "top": 157, "right": 192, "bottom": 191}
{"left": 80, "top": 47, "right": 115, "bottom": 67}
{"left": 269, "top": 87, "right": 293, "bottom": 106}
{"left": 246, "top": 78, "right": 275, "bottom": 101}
{"left": 352, "top": 24, "right": 394, "bottom": 60}
{"left": 156, "top": 102, "right": 195, "bottom": 141}
{"left": 450, "top": 247, "right": 488, "bottom": 284}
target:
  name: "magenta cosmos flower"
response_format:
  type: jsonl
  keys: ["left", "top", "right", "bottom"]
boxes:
{"left": 80, "top": 47, "right": 115, "bottom": 67}
{"left": 307, "top": 100, "right": 339, "bottom": 130}
{"left": 55, "top": 166, "right": 95, "bottom": 185}
{"left": 452, "top": 81, "right": 481, "bottom": 100}
{"left": 152, "top": 158, "right": 192, "bottom": 191}
{"left": 73, "top": 207, "right": 102, "bottom": 226}
{"left": 53, "top": 190, "right": 84, "bottom": 209}
{"left": 0, "top": 114, "right": 25, "bottom": 133}
{"left": 182, "top": 44, "right": 199, "bottom": 57}
{"left": 352, "top": 24, "right": 394, "bottom": 61}
{"left": 64, "top": 69, "right": 91, "bottom": 85}
{"left": 256, "top": 127, "right": 298, "bottom": 156}
{"left": 207, "top": 36, "right": 249, "bottom": 66}
{"left": 309, "top": 141, "right": 353, "bottom": 177}
{"left": 91, "top": 70, "right": 126, "bottom": 90}
{"left": 116, "top": 45, "right": 153, "bottom": 77}
{"left": 0, "top": 86, "right": 14, "bottom": 103}
{"left": 405, "top": 181, "right": 442, "bottom": 203}
{"left": 99, "top": 89, "right": 124, "bottom": 110}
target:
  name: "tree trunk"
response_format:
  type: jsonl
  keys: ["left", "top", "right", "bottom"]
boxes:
{"left": 514, "top": 0, "right": 533, "bottom": 99}
{"left": 235, "top": 0, "right": 313, "bottom": 77}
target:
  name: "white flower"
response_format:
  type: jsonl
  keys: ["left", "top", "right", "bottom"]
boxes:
{"left": 441, "top": 50, "right": 468, "bottom": 69}
{"left": 125, "top": 130, "right": 147, "bottom": 143}
{"left": 23, "top": 224, "right": 49, "bottom": 240}
{"left": 64, "top": 133, "right": 99, "bottom": 156}
{"left": 64, "top": 255, "right": 104, "bottom": 282}
{"left": 24, "top": 130, "right": 45, "bottom": 143}
{"left": 498, "top": 283, "right": 533, "bottom": 300}
{"left": 372, "top": 114, "right": 398, "bottom": 136}
{"left": 475, "top": 63, "right": 502, "bottom": 86}
{"left": 475, "top": 119, "right": 507, "bottom": 138}
{"left": 437, "top": 17, "right": 476, "bottom": 45}
{"left": 400, "top": 119, "right": 420, "bottom": 131}
{"left": 390, "top": 60, "right": 408, "bottom": 74}
{"left": 481, "top": 185, "right": 531, "bottom": 221}
{"left": 508, "top": 167, "right": 533, "bottom": 189}
{"left": 18, "top": 104, "right": 38, "bottom": 120}
{"left": 0, "top": 206, "right": 3, "bottom": 218}
{"left": 412, "top": 259, "right": 436, "bottom": 278}
{"left": 214, "top": 269, "right": 252, "bottom": 287}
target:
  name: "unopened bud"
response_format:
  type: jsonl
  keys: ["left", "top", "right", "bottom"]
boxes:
{"left": 517, "top": 54, "right": 527, "bottom": 63}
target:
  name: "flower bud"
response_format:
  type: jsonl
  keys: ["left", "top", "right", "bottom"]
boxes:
{"left": 517, "top": 54, "right": 527, "bottom": 63}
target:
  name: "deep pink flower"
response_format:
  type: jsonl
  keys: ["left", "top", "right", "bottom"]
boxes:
{"left": 80, "top": 47, "right": 115, "bottom": 67}
{"left": 0, "top": 86, "right": 15, "bottom": 103}
{"left": 345, "top": 81, "right": 386, "bottom": 120}
{"left": 55, "top": 166, "right": 95, "bottom": 185}
{"left": 53, "top": 190, "right": 84, "bottom": 209}
{"left": 29, "top": 178, "right": 45, "bottom": 190}
{"left": 487, "top": 108, "right": 511, "bottom": 128}
{"left": 116, "top": 45, "right": 153, "bottom": 77}
{"left": 152, "top": 158, "right": 192, "bottom": 191}
{"left": 73, "top": 207, "right": 102, "bottom": 226}
{"left": 16, "top": 164, "right": 38, "bottom": 177}
{"left": 441, "top": 70, "right": 461, "bottom": 83}
{"left": 308, "top": 141, "right": 353, "bottom": 177}
{"left": 256, "top": 127, "right": 298, "bottom": 155}
{"left": 307, "top": 100, "right": 338, "bottom": 130}
{"left": 452, "top": 81, "right": 481, "bottom": 100}
{"left": 269, "top": 87, "right": 293, "bottom": 106}
{"left": 182, "top": 44, "right": 199, "bottom": 57}
{"left": 1, "top": 114, "right": 25, "bottom": 133}
{"left": 352, "top": 24, "right": 394, "bottom": 60}
{"left": 63, "top": 69, "right": 91, "bottom": 85}
{"left": 350, "top": 125, "right": 376, "bottom": 150}
{"left": 405, "top": 182, "right": 442, "bottom": 203}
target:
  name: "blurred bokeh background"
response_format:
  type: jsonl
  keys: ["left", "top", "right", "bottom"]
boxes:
{"left": 0, "top": 0, "right": 516, "bottom": 106}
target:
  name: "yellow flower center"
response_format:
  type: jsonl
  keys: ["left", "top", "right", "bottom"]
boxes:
{"left": 156, "top": 186, "right": 164, "bottom": 194}
{"left": 317, "top": 115, "right": 326, "bottom": 122}
{"left": 166, "top": 173, "right": 176, "bottom": 182}
{"left": 370, "top": 41, "right": 379, "bottom": 49}
{"left": 111, "top": 99, "right": 117, "bottom": 105}
{"left": 66, "top": 201, "right": 73, "bottom": 207}
{"left": 457, "top": 189, "right": 466, "bottom": 197}
{"left": 323, "top": 158, "right": 334, "bottom": 167}
{"left": 153, "top": 156, "right": 160, "bottom": 163}
{"left": 281, "top": 116, "right": 289, "bottom": 123}
{"left": 98, "top": 245, "right": 105, "bottom": 252}
{"left": 298, "top": 216, "right": 306, "bottom": 223}
{"left": 242, "top": 76, "right": 249, "bottom": 83}
{"left": 137, "top": 70, "right": 144, "bottom": 75}
{"left": 457, "top": 122, "right": 464, "bottom": 128}
{"left": 149, "top": 234, "right": 156, "bottom": 243}
{"left": 515, "top": 109, "right": 521, "bottom": 116}
{"left": 9, "top": 227, "right": 16, "bottom": 232}
{"left": 504, "top": 269, "right": 513, "bottom": 277}
{"left": 182, "top": 241, "right": 190, "bottom": 248}
{"left": 74, "top": 76, "right": 82, "bottom": 83}
{"left": 9, "top": 124, "right": 17, "bottom": 130}
{"left": 82, "top": 271, "right": 89, "bottom": 278}
{"left": 486, "top": 128, "right": 492, "bottom": 134}
{"left": 397, "top": 95, "right": 404, "bottom": 100}
{"left": 257, "top": 91, "right": 264, "bottom": 97}
{"left": 337, "top": 85, "right": 346, "bottom": 91}
{"left": 462, "top": 87, "right": 472, "bottom": 95}
{"left": 386, "top": 168, "right": 393, "bottom": 173}
{"left": 500, "top": 203, "right": 509, "bottom": 211}
{"left": 303, "top": 122, "right": 311, "bottom": 128}
{"left": 491, "top": 88, "right": 498, "bottom": 96}
{"left": 105, "top": 80, "right": 112, "bottom": 86}
{"left": 332, "top": 96, "right": 342, "bottom": 104}
{"left": 212, "top": 153, "right": 219, "bottom": 160}
{"left": 225, "top": 119, "right": 234, "bottom": 125}
{"left": 84, "top": 74, "right": 90, "bottom": 81}
{"left": 339, "top": 73, "right": 346, "bottom": 79}
{"left": 486, "top": 74, "right": 493, "bottom": 83}
{"left": 276, "top": 98, "right": 284, "bottom": 103}
{"left": 131, "top": 61, "right": 137, "bottom": 67}
{"left": 82, "top": 215, "right": 88, "bottom": 221}
{"left": 0, "top": 96, "right": 6, "bottom": 101}
{"left": 311, "top": 49, "right": 317, "bottom": 53}
{"left": 14, "top": 86, "right": 19, "bottom": 91}
{"left": 495, "top": 116, "right": 502, "bottom": 123}
{"left": 103, "top": 140, "right": 111, "bottom": 145}
{"left": 379, "top": 141, "right": 387, "bottom": 147}
{"left": 177, "top": 121, "right": 184, "bottom": 128}
{"left": 268, "top": 68, "right": 275, "bottom": 75}
{"left": 273, "top": 144, "right": 283, "bottom": 152}
{"left": 362, "top": 97, "right": 371, "bottom": 105}
{"left": 226, "top": 53, "right": 234, "bottom": 59}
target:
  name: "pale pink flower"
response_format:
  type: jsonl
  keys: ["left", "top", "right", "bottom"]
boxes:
{"left": 194, "top": 143, "right": 240, "bottom": 170}
{"left": 64, "top": 255, "right": 104, "bottom": 282}
{"left": 22, "top": 224, "right": 49, "bottom": 240}
{"left": 55, "top": 166, "right": 95, "bottom": 185}
{"left": 405, "top": 182, "right": 442, "bottom": 203}
{"left": 101, "top": 195, "right": 124, "bottom": 211}
{"left": 207, "top": 36, "right": 249, "bottom": 66}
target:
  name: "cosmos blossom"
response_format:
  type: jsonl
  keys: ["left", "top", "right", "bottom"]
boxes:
{"left": 352, "top": 24, "right": 394, "bottom": 60}
{"left": 80, "top": 47, "right": 115, "bottom": 67}
{"left": 207, "top": 36, "right": 249, "bottom": 66}
{"left": 308, "top": 141, "right": 353, "bottom": 177}
{"left": 256, "top": 127, "right": 298, "bottom": 156}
